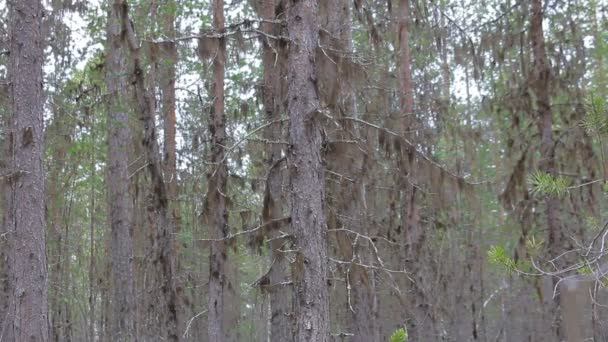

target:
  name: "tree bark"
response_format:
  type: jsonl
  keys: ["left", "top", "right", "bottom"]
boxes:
{"left": 287, "top": 0, "right": 331, "bottom": 341}
{"left": 205, "top": 0, "right": 235, "bottom": 340}
{"left": 159, "top": 2, "right": 183, "bottom": 339}
{"left": 4, "top": 0, "right": 49, "bottom": 341}
{"left": 530, "top": 0, "right": 563, "bottom": 339}
{"left": 105, "top": 1, "right": 136, "bottom": 340}
{"left": 114, "top": 1, "right": 180, "bottom": 339}
{"left": 258, "top": 0, "right": 293, "bottom": 341}
{"left": 397, "top": 0, "right": 437, "bottom": 340}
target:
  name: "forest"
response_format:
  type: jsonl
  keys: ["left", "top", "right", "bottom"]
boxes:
{"left": 1, "top": 0, "right": 607, "bottom": 341}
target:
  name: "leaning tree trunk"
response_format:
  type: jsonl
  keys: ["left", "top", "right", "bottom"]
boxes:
{"left": 205, "top": 0, "right": 236, "bottom": 340}
{"left": 4, "top": 0, "right": 49, "bottom": 340}
{"left": 114, "top": 0, "right": 180, "bottom": 339}
{"left": 105, "top": 1, "right": 137, "bottom": 340}
{"left": 287, "top": 0, "right": 331, "bottom": 341}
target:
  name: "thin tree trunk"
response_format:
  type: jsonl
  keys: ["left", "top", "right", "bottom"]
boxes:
{"left": 287, "top": 0, "right": 330, "bottom": 340}
{"left": 105, "top": 1, "right": 136, "bottom": 340}
{"left": 88, "top": 114, "right": 98, "bottom": 342}
{"left": 259, "top": 0, "right": 293, "bottom": 340}
{"left": 159, "top": 5, "right": 183, "bottom": 339}
{"left": 4, "top": 0, "right": 49, "bottom": 340}
{"left": 530, "top": 0, "right": 563, "bottom": 339}
{"left": 205, "top": 0, "right": 235, "bottom": 339}
{"left": 159, "top": 6, "right": 183, "bottom": 334}
{"left": 46, "top": 110, "right": 72, "bottom": 342}
{"left": 397, "top": 0, "right": 437, "bottom": 340}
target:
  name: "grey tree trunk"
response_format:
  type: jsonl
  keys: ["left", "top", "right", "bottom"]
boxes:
{"left": 259, "top": 0, "right": 293, "bottom": 341}
{"left": 205, "top": 0, "right": 236, "bottom": 339}
{"left": 4, "top": 0, "right": 49, "bottom": 341}
{"left": 287, "top": 0, "right": 330, "bottom": 341}
{"left": 105, "top": 1, "right": 136, "bottom": 340}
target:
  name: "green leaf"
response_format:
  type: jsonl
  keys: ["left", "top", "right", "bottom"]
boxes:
{"left": 389, "top": 328, "right": 408, "bottom": 342}
{"left": 528, "top": 171, "right": 570, "bottom": 198}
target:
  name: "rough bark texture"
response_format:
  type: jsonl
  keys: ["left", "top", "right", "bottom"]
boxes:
{"left": 287, "top": 0, "right": 331, "bottom": 341}
{"left": 259, "top": 0, "right": 293, "bottom": 340}
{"left": 159, "top": 6, "right": 182, "bottom": 325}
{"left": 4, "top": 0, "right": 49, "bottom": 341}
{"left": 116, "top": 1, "right": 180, "bottom": 340}
{"left": 205, "top": 0, "right": 235, "bottom": 339}
{"left": 530, "top": 0, "right": 563, "bottom": 339}
{"left": 159, "top": 3, "right": 183, "bottom": 339}
{"left": 106, "top": 2, "right": 136, "bottom": 340}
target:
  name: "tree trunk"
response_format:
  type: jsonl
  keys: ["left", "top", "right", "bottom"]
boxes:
{"left": 205, "top": 0, "right": 235, "bottom": 340}
{"left": 287, "top": 0, "right": 330, "bottom": 340}
{"left": 105, "top": 1, "right": 136, "bottom": 340}
{"left": 397, "top": 0, "right": 437, "bottom": 340}
{"left": 159, "top": 6, "right": 182, "bottom": 332}
{"left": 114, "top": 1, "right": 181, "bottom": 339}
{"left": 159, "top": 3, "right": 183, "bottom": 339}
{"left": 4, "top": 0, "right": 49, "bottom": 341}
{"left": 319, "top": 0, "right": 378, "bottom": 339}
{"left": 530, "top": 0, "right": 563, "bottom": 339}
{"left": 259, "top": 0, "right": 293, "bottom": 341}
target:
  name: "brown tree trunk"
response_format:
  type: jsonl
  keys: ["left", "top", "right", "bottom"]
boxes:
{"left": 159, "top": 4, "right": 182, "bottom": 326}
{"left": 397, "top": 0, "right": 437, "bottom": 340}
{"left": 287, "top": 0, "right": 330, "bottom": 340}
{"left": 159, "top": 3, "right": 183, "bottom": 339}
{"left": 114, "top": 1, "right": 180, "bottom": 339}
{"left": 319, "top": 0, "right": 378, "bottom": 339}
{"left": 530, "top": 0, "right": 563, "bottom": 339}
{"left": 4, "top": 0, "right": 49, "bottom": 341}
{"left": 46, "top": 107, "right": 74, "bottom": 342}
{"left": 205, "top": 0, "right": 235, "bottom": 340}
{"left": 105, "top": 2, "right": 136, "bottom": 340}
{"left": 259, "top": 1, "right": 293, "bottom": 341}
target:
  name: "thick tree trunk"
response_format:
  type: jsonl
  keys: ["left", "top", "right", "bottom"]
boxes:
{"left": 205, "top": 0, "right": 235, "bottom": 340}
{"left": 4, "top": 0, "right": 49, "bottom": 341}
{"left": 530, "top": 0, "right": 563, "bottom": 339}
{"left": 259, "top": 1, "right": 293, "bottom": 341}
{"left": 287, "top": 0, "right": 330, "bottom": 341}
{"left": 105, "top": 2, "right": 136, "bottom": 340}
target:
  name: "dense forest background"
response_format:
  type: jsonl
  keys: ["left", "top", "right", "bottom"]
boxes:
{"left": 1, "top": 0, "right": 608, "bottom": 341}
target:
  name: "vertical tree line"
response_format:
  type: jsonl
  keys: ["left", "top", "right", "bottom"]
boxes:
{"left": 2, "top": 0, "right": 608, "bottom": 341}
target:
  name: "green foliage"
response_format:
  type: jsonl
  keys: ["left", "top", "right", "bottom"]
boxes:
{"left": 581, "top": 94, "right": 608, "bottom": 134}
{"left": 528, "top": 171, "right": 570, "bottom": 198}
{"left": 487, "top": 245, "right": 516, "bottom": 273}
{"left": 389, "top": 328, "right": 408, "bottom": 342}
{"left": 524, "top": 236, "right": 544, "bottom": 257}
